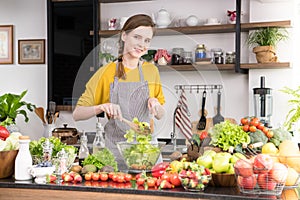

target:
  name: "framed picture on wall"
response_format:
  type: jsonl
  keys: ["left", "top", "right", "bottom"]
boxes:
{"left": 18, "top": 39, "right": 45, "bottom": 64}
{"left": 0, "top": 25, "right": 13, "bottom": 64}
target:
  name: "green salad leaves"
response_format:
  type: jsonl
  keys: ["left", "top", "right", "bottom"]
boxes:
{"left": 82, "top": 148, "right": 118, "bottom": 171}
{"left": 209, "top": 120, "right": 251, "bottom": 151}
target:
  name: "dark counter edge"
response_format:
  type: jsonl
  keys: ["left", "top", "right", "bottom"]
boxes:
{"left": 0, "top": 178, "right": 280, "bottom": 200}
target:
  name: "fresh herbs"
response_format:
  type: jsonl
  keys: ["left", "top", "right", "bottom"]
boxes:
{"left": 0, "top": 90, "right": 36, "bottom": 126}
{"left": 82, "top": 148, "right": 118, "bottom": 171}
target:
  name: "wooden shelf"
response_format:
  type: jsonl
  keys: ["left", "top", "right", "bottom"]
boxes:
{"left": 92, "top": 20, "right": 291, "bottom": 38}
{"left": 99, "top": 0, "right": 151, "bottom": 3}
{"left": 158, "top": 62, "right": 290, "bottom": 71}
{"left": 56, "top": 105, "right": 73, "bottom": 112}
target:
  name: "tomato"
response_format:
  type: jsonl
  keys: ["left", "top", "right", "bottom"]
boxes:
{"left": 147, "top": 178, "right": 156, "bottom": 187}
{"left": 200, "top": 131, "right": 208, "bottom": 140}
{"left": 111, "top": 174, "right": 118, "bottom": 182}
{"left": 92, "top": 173, "right": 100, "bottom": 181}
{"left": 250, "top": 117, "right": 259, "bottom": 127}
{"left": 257, "top": 123, "right": 265, "bottom": 131}
{"left": 0, "top": 126, "right": 9, "bottom": 141}
{"left": 124, "top": 173, "right": 132, "bottom": 182}
{"left": 169, "top": 173, "right": 181, "bottom": 187}
{"left": 161, "top": 173, "right": 170, "bottom": 182}
{"left": 136, "top": 177, "right": 145, "bottom": 186}
{"left": 249, "top": 125, "right": 257, "bottom": 133}
{"left": 99, "top": 172, "right": 108, "bottom": 181}
{"left": 262, "top": 127, "right": 269, "bottom": 135}
{"left": 135, "top": 173, "right": 142, "bottom": 180}
{"left": 61, "top": 172, "right": 68, "bottom": 180}
{"left": 266, "top": 130, "right": 274, "bottom": 138}
{"left": 241, "top": 117, "right": 249, "bottom": 125}
{"left": 117, "top": 174, "right": 125, "bottom": 183}
{"left": 243, "top": 124, "right": 249, "bottom": 132}
{"left": 108, "top": 172, "right": 115, "bottom": 180}
{"left": 84, "top": 172, "right": 92, "bottom": 181}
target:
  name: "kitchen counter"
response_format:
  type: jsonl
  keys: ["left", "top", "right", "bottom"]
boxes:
{"left": 0, "top": 178, "right": 297, "bottom": 200}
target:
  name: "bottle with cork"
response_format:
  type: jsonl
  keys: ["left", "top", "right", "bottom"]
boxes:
{"left": 15, "top": 135, "right": 32, "bottom": 180}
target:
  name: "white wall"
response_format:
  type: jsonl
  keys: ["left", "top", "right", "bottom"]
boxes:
{"left": 0, "top": 0, "right": 298, "bottom": 141}
{"left": 0, "top": 0, "right": 47, "bottom": 140}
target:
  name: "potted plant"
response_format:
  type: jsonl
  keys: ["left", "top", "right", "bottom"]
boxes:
{"left": 246, "top": 27, "right": 288, "bottom": 63}
{"left": 0, "top": 90, "right": 36, "bottom": 128}
{"left": 280, "top": 86, "right": 300, "bottom": 132}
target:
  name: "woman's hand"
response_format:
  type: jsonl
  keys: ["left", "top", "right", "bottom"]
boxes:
{"left": 99, "top": 103, "right": 122, "bottom": 120}
{"left": 148, "top": 98, "right": 165, "bottom": 120}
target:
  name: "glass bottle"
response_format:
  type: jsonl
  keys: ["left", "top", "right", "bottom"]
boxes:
{"left": 15, "top": 136, "right": 32, "bottom": 180}
{"left": 78, "top": 131, "right": 89, "bottom": 166}
{"left": 195, "top": 44, "right": 206, "bottom": 62}
{"left": 93, "top": 120, "right": 105, "bottom": 154}
{"left": 42, "top": 138, "right": 54, "bottom": 162}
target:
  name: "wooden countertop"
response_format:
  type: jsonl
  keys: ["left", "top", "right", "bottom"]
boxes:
{"left": 0, "top": 178, "right": 297, "bottom": 200}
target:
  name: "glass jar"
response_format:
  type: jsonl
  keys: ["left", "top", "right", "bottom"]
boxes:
{"left": 182, "top": 51, "right": 193, "bottom": 64}
{"left": 195, "top": 44, "right": 206, "bottom": 62}
{"left": 225, "top": 51, "right": 236, "bottom": 64}
{"left": 213, "top": 51, "right": 224, "bottom": 64}
{"left": 171, "top": 48, "right": 184, "bottom": 65}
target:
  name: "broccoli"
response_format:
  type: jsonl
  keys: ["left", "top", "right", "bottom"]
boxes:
{"left": 269, "top": 127, "right": 292, "bottom": 147}
{"left": 249, "top": 130, "right": 269, "bottom": 150}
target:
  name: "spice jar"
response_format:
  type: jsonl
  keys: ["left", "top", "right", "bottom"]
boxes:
{"left": 182, "top": 51, "right": 193, "bottom": 64}
{"left": 213, "top": 51, "right": 224, "bottom": 64}
{"left": 171, "top": 48, "right": 184, "bottom": 65}
{"left": 225, "top": 51, "right": 236, "bottom": 64}
{"left": 195, "top": 44, "right": 206, "bottom": 62}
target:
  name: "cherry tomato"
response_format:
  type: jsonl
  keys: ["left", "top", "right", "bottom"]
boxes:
{"left": 263, "top": 127, "right": 269, "bottom": 135}
{"left": 241, "top": 118, "right": 249, "bottom": 125}
{"left": 136, "top": 177, "right": 145, "bottom": 186}
{"left": 135, "top": 173, "right": 142, "bottom": 180}
{"left": 249, "top": 125, "right": 257, "bottom": 133}
{"left": 124, "top": 173, "right": 132, "bottom": 182}
{"left": 84, "top": 172, "right": 92, "bottom": 181}
{"left": 108, "top": 172, "right": 115, "bottom": 180}
{"left": 266, "top": 130, "right": 274, "bottom": 138}
{"left": 99, "top": 172, "right": 108, "bottom": 181}
{"left": 257, "top": 123, "right": 265, "bottom": 131}
{"left": 243, "top": 124, "right": 249, "bottom": 132}
{"left": 161, "top": 173, "right": 170, "bottom": 182}
{"left": 169, "top": 173, "right": 181, "bottom": 187}
{"left": 147, "top": 178, "right": 156, "bottom": 187}
{"left": 92, "top": 173, "right": 100, "bottom": 181}
{"left": 117, "top": 174, "right": 125, "bottom": 183}
{"left": 250, "top": 117, "right": 259, "bottom": 127}
{"left": 112, "top": 174, "right": 118, "bottom": 182}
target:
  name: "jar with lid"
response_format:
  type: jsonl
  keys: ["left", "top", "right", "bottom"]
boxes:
{"left": 171, "top": 47, "right": 184, "bottom": 65}
{"left": 195, "top": 44, "right": 206, "bottom": 62}
{"left": 182, "top": 51, "right": 193, "bottom": 64}
{"left": 213, "top": 51, "right": 224, "bottom": 64}
{"left": 15, "top": 136, "right": 32, "bottom": 180}
{"left": 225, "top": 51, "right": 236, "bottom": 64}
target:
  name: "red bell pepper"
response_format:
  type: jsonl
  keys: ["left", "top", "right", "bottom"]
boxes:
{"left": 0, "top": 126, "right": 10, "bottom": 141}
{"left": 151, "top": 162, "right": 169, "bottom": 178}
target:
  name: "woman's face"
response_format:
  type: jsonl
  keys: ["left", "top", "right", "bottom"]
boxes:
{"left": 122, "top": 26, "right": 153, "bottom": 59}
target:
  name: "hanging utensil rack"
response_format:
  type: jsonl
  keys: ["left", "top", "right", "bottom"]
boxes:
{"left": 174, "top": 84, "right": 223, "bottom": 93}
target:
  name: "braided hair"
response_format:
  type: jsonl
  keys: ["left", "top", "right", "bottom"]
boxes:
{"left": 116, "top": 14, "right": 155, "bottom": 79}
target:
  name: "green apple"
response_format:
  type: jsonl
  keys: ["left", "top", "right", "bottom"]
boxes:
{"left": 227, "top": 163, "right": 235, "bottom": 174}
{"left": 230, "top": 152, "right": 246, "bottom": 164}
{"left": 197, "top": 155, "right": 213, "bottom": 169}
{"left": 203, "top": 150, "right": 217, "bottom": 159}
{"left": 212, "top": 153, "right": 231, "bottom": 173}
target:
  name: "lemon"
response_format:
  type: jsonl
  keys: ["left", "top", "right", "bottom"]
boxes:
{"left": 262, "top": 142, "right": 279, "bottom": 155}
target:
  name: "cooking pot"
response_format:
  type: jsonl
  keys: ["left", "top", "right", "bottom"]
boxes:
{"left": 52, "top": 124, "right": 79, "bottom": 145}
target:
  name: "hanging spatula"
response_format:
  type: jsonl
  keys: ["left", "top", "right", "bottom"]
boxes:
{"left": 197, "top": 90, "right": 207, "bottom": 130}
{"left": 213, "top": 91, "right": 225, "bottom": 125}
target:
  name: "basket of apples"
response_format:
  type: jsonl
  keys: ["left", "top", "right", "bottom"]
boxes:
{"left": 178, "top": 161, "right": 211, "bottom": 192}
{"left": 234, "top": 153, "right": 288, "bottom": 196}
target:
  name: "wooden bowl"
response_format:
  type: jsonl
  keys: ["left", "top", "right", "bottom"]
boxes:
{"left": 0, "top": 150, "right": 18, "bottom": 179}
{"left": 210, "top": 173, "right": 237, "bottom": 187}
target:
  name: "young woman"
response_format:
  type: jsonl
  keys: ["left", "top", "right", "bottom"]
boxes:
{"left": 73, "top": 14, "right": 165, "bottom": 170}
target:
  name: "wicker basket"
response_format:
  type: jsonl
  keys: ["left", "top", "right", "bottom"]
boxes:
{"left": 0, "top": 150, "right": 18, "bottom": 178}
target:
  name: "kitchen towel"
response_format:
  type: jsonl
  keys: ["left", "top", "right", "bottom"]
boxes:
{"left": 175, "top": 89, "right": 193, "bottom": 139}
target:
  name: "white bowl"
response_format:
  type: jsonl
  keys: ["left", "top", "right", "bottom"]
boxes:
{"left": 29, "top": 165, "right": 55, "bottom": 178}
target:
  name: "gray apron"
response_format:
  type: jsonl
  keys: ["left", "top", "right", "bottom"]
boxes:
{"left": 105, "top": 61, "right": 150, "bottom": 171}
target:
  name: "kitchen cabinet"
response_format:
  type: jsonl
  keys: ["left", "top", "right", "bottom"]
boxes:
{"left": 96, "top": 0, "right": 291, "bottom": 73}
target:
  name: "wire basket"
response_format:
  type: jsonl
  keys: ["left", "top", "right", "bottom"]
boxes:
{"left": 234, "top": 163, "right": 287, "bottom": 196}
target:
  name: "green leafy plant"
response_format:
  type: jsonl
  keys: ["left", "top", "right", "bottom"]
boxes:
{"left": 280, "top": 86, "right": 300, "bottom": 131}
{"left": 99, "top": 52, "right": 116, "bottom": 65}
{"left": 0, "top": 90, "right": 36, "bottom": 126}
{"left": 246, "top": 27, "right": 288, "bottom": 47}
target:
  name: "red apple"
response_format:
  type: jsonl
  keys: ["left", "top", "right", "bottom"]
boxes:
{"left": 234, "top": 158, "right": 253, "bottom": 177}
{"left": 73, "top": 174, "right": 83, "bottom": 183}
{"left": 257, "top": 173, "right": 277, "bottom": 190}
{"left": 64, "top": 174, "right": 74, "bottom": 182}
{"left": 253, "top": 154, "right": 274, "bottom": 174}
{"left": 268, "top": 162, "right": 288, "bottom": 183}
{"left": 237, "top": 175, "right": 257, "bottom": 190}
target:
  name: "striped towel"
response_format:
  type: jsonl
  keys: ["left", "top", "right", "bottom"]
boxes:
{"left": 175, "top": 89, "right": 193, "bottom": 139}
